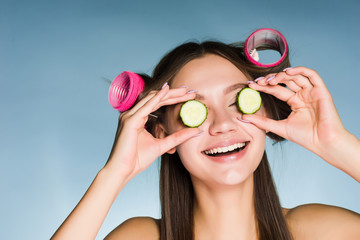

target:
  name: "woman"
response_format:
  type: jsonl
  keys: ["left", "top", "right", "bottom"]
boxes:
{"left": 52, "top": 40, "right": 360, "bottom": 239}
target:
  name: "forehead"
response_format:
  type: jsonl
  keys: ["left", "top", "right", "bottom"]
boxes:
{"left": 171, "top": 54, "right": 249, "bottom": 88}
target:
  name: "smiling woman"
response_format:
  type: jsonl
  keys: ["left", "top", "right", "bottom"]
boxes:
{"left": 52, "top": 34, "right": 360, "bottom": 240}
{"left": 139, "top": 42, "right": 293, "bottom": 240}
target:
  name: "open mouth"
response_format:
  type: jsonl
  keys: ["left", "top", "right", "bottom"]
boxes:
{"left": 202, "top": 142, "right": 249, "bottom": 157}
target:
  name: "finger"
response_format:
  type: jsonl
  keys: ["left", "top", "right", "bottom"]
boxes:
{"left": 133, "top": 85, "right": 194, "bottom": 120}
{"left": 256, "top": 73, "right": 313, "bottom": 97}
{"left": 256, "top": 72, "right": 287, "bottom": 86}
{"left": 249, "top": 82, "right": 295, "bottom": 103}
{"left": 258, "top": 71, "right": 314, "bottom": 92}
{"left": 242, "top": 114, "right": 287, "bottom": 139}
{"left": 283, "top": 66, "right": 326, "bottom": 88}
{"left": 157, "top": 128, "right": 201, "bottom": 155}
{"left": 130, "top": 86, "right": 192, "bottom": 115}
{"left": 283, "top": 80, "right": 302, "bottom": 92}
{"left": 255, "top": 74, "right": 275, "bottom": 86}
{"left": 156, "top": 91, "right": 196, "bottom": 109}
{"left": 127, "top": 91, "right": 158, "bottom": 115}
{"left": 273, "top": 74, "right": 313, "bottom": 91}
{"left": 161, "top": 86, "right": 190, "bottom": 101}
{"left": 131, "top": 84, "right": 170, "bottom": 118}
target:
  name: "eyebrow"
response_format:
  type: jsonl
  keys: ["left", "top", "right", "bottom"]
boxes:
{"left": 195, "top": 83, "right": 247, "bottom": 100}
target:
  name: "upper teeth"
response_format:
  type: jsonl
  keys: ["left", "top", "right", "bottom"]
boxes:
{"left": 204, "top": 143, "right": 246, "bottom": 155}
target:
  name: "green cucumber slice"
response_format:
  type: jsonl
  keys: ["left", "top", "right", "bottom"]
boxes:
{"left": 180, "top": 100, "right": 208, "bottom": 128}
{"left": 237, "top": 88, "right": 262, "bottom": 114}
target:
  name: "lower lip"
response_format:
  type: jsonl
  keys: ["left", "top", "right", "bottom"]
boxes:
{"left": 203, "top": 143, "right": 249, "bottom": 163}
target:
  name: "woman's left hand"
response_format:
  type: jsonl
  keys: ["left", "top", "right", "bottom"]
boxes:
{"left": 243, "top": 67, "right": 358, "bottom": 170}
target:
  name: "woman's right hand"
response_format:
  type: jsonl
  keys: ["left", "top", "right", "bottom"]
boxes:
{"left": 105, "top": 83, "right": 200, "bottom": 181}
{"left": 51, "top": 85, "right": 199, "bottom": 240}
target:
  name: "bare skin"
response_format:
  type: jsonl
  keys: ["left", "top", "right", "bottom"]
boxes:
{"left": 105, "top": 205, "right": 360, "bottom": 240}
{"left": 52, "top": 55, "right": 360, "bottom": 240}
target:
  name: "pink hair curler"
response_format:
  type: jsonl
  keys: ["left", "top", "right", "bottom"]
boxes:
{"left": 244, "top": 28, "right": 288, "bottom": 68}
{"left": 108, "top": 71, "right": 145, "bottom": 112}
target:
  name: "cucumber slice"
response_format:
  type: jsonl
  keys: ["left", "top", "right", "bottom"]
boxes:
{"left": 237, "top": 88, "right": 262, "bottom": 114}
{"left": 180, "top": 100, "right": 208, "bottom": 128}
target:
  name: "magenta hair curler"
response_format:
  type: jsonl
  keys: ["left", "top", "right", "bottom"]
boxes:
{"left": 108, "top": 71, "right": 145, "bottom": 112}
{"left": 244, "top": 28, "right": 288, "bottom": 68}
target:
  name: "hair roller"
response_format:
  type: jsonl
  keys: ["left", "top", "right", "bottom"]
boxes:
{"left": 244, "top": 28, "right": 288, "bottom": 68}
{"left": 108, "top": 71, "right": 145, "bottom": 112}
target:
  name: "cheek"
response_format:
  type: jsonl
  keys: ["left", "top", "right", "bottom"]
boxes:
{"left": 253, "top": 127, "right": 267, "bottom": 152}
{"left": 176, "top": 133, "right": 201, "bottom": 158}
{"left": 175, "top": 139, "right": 201, "bottom": 176}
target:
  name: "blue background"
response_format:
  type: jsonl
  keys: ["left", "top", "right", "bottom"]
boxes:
{"left": 1, "top": 0, "right": 359, "bottom": 239}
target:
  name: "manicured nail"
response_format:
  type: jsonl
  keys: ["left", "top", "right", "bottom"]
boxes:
{"left": 187, "top": 89, "right": 197, "bottom": 94}
{"left": 254, "top": 77, "right": 265, "bottom": 82}
{"left": 266, "top": 75, "right": 275, "bottom": 82}
{"left": 237, "top": 116, "right": 251, "bottom": 123}
{"left": 283, "top": 67, "right": 293, "bottom": 71}
{"left": 192, "top": 130, "right": 203, "bottom": 137}
{"left": 161, "top": 82, "right": 168, "bottom": 89}
{"left": 247, "top": 80, "right": 256, "bottom": 84}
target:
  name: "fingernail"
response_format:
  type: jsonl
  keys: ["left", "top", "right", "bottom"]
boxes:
{"left": 266, "top": 75, "right": 275, "bottom": 82}
{"left": 247, "top": 80, "right": 256, "bottom": 84}
{"left": 283, "top": 67, "right": 293, "bottom": 71}
{"left": 192, "top": 130, "right": 203, "bottom": 137}
{"left": 187, "top": 89, "right": 197, "bottom": 94}
{"left": 161, "top": 82, "right": 168, "bottom": 89}
{"left": 254, "top": 77, "right": 264, "bottom": 82}
{"left": 237, "top": 116, "right": 251, "bottom": 123}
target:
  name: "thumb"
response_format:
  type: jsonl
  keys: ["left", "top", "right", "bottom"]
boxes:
{"left": 242, "top": 114, "right": 287, "bottom": 138}
{"left": 157, "top": 128, "right": 201, "bottom": 155}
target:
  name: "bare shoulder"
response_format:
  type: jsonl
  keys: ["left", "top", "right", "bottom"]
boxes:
{"left": 104, "top": 217, "right": 160, "bottom": 240}
{"left": 284, "top": 204, "right": 360, "bottom": 240}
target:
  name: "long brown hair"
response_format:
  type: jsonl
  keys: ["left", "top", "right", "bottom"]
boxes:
{"left": 141, "top": 39, "right": 293, "bottom": 240}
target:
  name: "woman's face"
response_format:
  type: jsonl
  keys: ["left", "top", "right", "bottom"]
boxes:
{"left": 165, "top": 54, "right": 266, "bottom": 187}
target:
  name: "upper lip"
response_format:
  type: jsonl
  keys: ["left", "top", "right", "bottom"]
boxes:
{"left": 202, "top": 139, "right": 249, "bottom": 153}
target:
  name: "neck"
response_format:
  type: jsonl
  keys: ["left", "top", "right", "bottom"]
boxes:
{"left": 192, "top": 174, "right": 257, "bottom": 240}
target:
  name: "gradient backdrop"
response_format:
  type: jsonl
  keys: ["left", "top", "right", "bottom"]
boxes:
{"left": 1, "top": 0, "right": 359, "bottom": 239}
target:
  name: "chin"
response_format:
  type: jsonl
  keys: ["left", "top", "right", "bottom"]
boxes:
{"left": 212, "top": 167, "right": 255, "bottom": 187}
{"left": 222, "top": 170, "right": 250, "bottom": 185}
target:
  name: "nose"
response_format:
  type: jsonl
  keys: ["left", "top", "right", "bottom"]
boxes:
{"left": 208, "top": 107, "right": 238, "bottom": 136}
